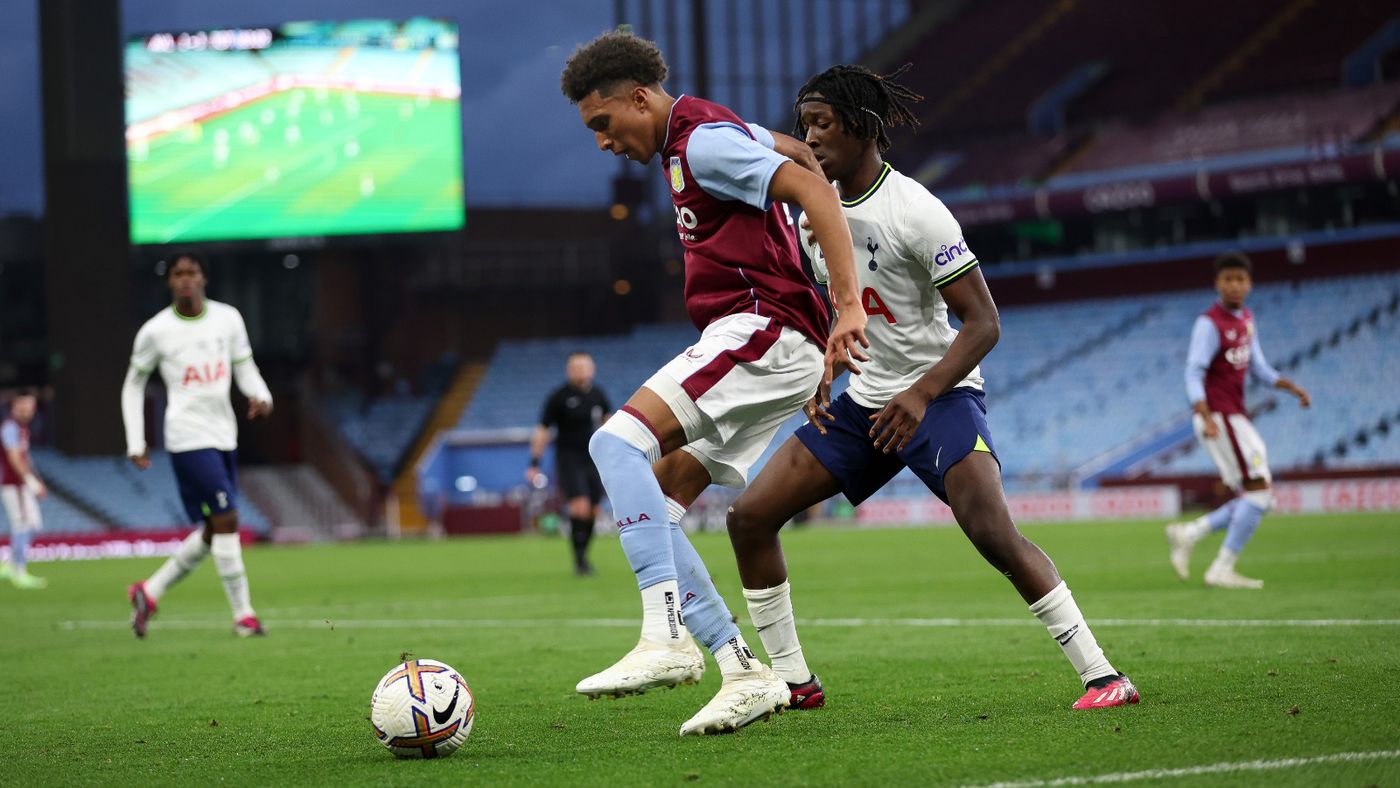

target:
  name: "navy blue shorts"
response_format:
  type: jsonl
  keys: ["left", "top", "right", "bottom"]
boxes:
{"left": 170, "top": 449, "right": 239, "bottom": 524}
{"left": 795, "top": 387, "right": 999, "bottom": 506}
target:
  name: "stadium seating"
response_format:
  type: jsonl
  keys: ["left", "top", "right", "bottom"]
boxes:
{"left": 453, "top": 271, "right": 1400, "bottom": 490}
{"left": 881, "top": 0, "right": 1400, "bottom": 192}
{"left": 29, "top": 449, "right": 271, "bottom": 534}
{"left": 326, "top": 394, "right": 436, "bottom": 482}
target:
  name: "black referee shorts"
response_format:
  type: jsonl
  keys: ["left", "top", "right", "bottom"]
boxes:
{"left": 556, "top": 449, "right": 604, "bottom": 505}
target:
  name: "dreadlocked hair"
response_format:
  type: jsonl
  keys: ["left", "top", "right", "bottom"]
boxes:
{"left": 792, "top": 63, "right": 921, "bottom": 152}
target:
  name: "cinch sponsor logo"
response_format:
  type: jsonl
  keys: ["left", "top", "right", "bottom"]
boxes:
{"left": 1224, "top": 345, "right": 1250, "bottom": 368}
{"left": 933, "top": 239, "right": 970, "bottom": 266}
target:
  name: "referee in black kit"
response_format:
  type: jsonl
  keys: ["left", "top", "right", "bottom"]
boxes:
{"left": 527, "top": 352, "right": 611, "bottom": 575}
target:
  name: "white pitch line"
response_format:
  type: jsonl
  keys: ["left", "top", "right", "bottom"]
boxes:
{"left": 967, "top": 749, "right": 1400, "bottom": 787}
{"left": 56, "top": 617, "right": 1400, "bottom": 631}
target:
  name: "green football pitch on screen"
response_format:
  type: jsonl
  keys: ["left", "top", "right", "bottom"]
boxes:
{"left": 127, "top": 88, "right": 464, "bottom": 244}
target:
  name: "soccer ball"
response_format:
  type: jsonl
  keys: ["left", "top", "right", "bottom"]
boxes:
{"left": 369, "top": 658, "right": 476, "bottom": 758}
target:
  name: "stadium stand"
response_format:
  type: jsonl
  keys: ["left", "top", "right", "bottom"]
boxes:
{"left": 326, "top": 393, "right": 436, "bottom": 482}
{"left": 449, "top": 271, "right": 1400, "bottom": 492}
{"left": 30, "top": 449, "right": 272, "bottom": 533}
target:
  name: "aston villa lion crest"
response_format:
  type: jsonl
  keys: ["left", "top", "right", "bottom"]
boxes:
{"left": 669, "top": 156, "right": 685, "bottom": 192}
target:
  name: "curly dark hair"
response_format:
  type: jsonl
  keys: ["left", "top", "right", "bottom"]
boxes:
{"left": 560, "top": 31, "right": 669, "bottom": 103}
{"left": 167, "top": 250, "right": 206, "bottom": 276}
{"left": 1214, "top": 252, "right": 1253, "bottom": 275}
{"left": 792, "top": 63, "right": 921, "bottom": 152}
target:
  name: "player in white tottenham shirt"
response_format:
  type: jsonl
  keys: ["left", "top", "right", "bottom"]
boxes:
{"left": 122, "top": 253, "right": 273, "bottom": 639}
{"left": 726, "top": 65, "right": 1139, "bottom": 710}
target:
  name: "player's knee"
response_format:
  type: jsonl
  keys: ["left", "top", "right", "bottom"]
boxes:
{"left": 1242, "top": 488, "right": 1274, "bottom": 512}
{"left": 590, "top": 414, "right": 661, "bottom": 469}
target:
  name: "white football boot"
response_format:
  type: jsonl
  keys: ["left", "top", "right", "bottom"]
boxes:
{"left": 576, "top": 630, "right": 705, "bottom": 698}
{"left": 1203, "top": 565, "right": 1264, "bottom": 589}
{"left": 1164, "top": 522, "right": 1201, "bottom": 580}
{"left": 679, "top": 666, "right": 791, "bottom": 736}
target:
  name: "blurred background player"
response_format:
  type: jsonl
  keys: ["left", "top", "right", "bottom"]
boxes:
{"left": 1, "top": 392, "right": 48, "bottom": 589}
{"left": 526, "top": 351, "right": 611, "bottom": 576}
{"left": 122, "top": 252, "right": 274, "bottom": 636}
{"left": 561, "top": 32, "right": 868, "bottom": 734}
{"left": 1166, "top": 253, "right": 1311, "bottom": 589}
{"left": 728, "top": 64, "right": 1137, "bottom": 711}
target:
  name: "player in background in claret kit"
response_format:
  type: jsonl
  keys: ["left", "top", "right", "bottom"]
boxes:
{"left": 122, "top": 252, "right": 274, "bottom": 638}
{"left": 1, "top": 392, "right": 49, "bottom": 589}
{"left": 1166, "top": 253, "right": 1311, "bottom": 589}
{"left": 526, "top": 352, "right": 612, "bottom": 576}
{"left": 561, "top": 32, "right": 870, "bottom": 734}
{"left": 725, "top": 64, "right": 1139, "bottom": 711}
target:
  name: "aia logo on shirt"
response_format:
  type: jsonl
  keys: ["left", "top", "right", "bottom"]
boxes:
{"left": 182, "top": 361, "right": 228, "bottom": 386}
{"left": 863, "top": 287, "right": 896, "bottom": 325}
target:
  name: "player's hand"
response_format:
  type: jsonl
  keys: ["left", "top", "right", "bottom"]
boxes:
{"left": 804, "top": 379, "right": 837, "bottom": 435}
{"left": 29, "top": 479, "right": 47, "bottom": 500}
{"left": 524, "top": 466, "right": 540, "bottom": 485}
{"left": 825, "top": 309, "right": 870, "bottom": 387}
{"left": 869, "top": 387, "right": 931, "bottom": 454}
{"left": 800, "top": 214, "right": 816, "bottom": 250}
{"left": 1293, "top": 386, "right": 1311, "bottom": 409}
{"left": 247, "top": 399, "right": 272, "bottom": 419}
{"left": 129, "top": 452, "right": 151, "bottom": 470}
{"left": 1200, "top": 417, "right": 1219, "bottom": 439}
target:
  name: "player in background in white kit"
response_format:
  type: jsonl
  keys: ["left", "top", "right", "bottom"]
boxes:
{"left": 1166, "top": 253, "right": 1310, "bottom": 589}
{"left": 1, "top": 392, "right": 49, "bottom": 589}
{"left": 727, "top": 64, "right": 1138, "bottom": 710}
{"left": 122, "top": 253, "right": 273, "bottom": 637}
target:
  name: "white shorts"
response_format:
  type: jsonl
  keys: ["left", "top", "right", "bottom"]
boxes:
{"left": 644, "top": 313, "right": 822, "bottom": 488}
{"left": 1, "top": 486, "right": 42, "bottom": 533}
{"left": 1193, "top": 412, "right": 1271, "bottom": 490}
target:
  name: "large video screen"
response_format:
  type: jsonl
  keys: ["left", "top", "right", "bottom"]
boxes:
{"left": 124, "top": 19, "right": 464, "bottom": 245}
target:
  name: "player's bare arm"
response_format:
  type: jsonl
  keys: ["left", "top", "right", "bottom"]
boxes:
{"left": 767, "top": 131, "right": 824, "bottom": 177}
{"left": 1192, "top": 400, "right": 1218, "bottom": 437}
{"left": 525, "top": 424, "right": 551, "bottom": 484}
{"left": 1276, "top": 377, "right": 1311, "bottom": 408}
{"left": 766, "top": 161, "right": 869, "bottom": 384}
{"left": 869, "top": 267, "right": 999, "bottom": 453}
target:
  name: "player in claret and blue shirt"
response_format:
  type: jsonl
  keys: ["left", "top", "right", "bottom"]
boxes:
{"left": 726, "top": 64, "right": 1139, "bottom": 711}
{"left": 1167, "top": 253, "right": 1310, "bottom": 589}
{"left": 561, "top": 32, "right": 870, "bottom": 735}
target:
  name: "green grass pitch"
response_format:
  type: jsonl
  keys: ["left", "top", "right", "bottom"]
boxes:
{"left": 127, "top": 88, "right": 464, "bottom": 244}
{"left": 3, "top": 513, "right": 1397, "bottom": 785}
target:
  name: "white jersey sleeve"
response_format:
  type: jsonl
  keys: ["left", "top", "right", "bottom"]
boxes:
{"left": 122, "top": 321, "right": 160, "bottom": 456}
{"left": 230, "top": 309, "right": 273, "bottom": 406}
{"left": 897, "top": 189, "right": 979, "bottom": 288}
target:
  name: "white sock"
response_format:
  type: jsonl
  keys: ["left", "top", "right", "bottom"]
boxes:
{"left": 640, "top": 578, "right": 684, "bottom": 643}
{"left": 713, "top": 633, "right": 763, "bottom": 677}
{"left": 145, "top": 530, "right": 209, "bottom": 601}
{"left": 1209, "top": 547, "right": 1239, "bottom": 573}
{"left": 743, "top": 582, "right": 811, "bottom": 684}
{"left": 210, "top": 532, "right": 254, "bottom": 620}
{"left": 1028, "top": 581, "right": 1116, "bottom": 686}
